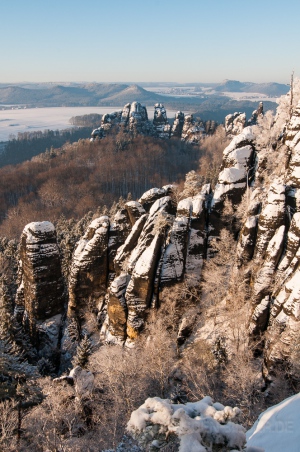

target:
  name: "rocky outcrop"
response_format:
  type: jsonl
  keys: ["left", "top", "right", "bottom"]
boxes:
{"left": 91, "top": 103, "right": 211, "bottom": 142}
{"left": 103, "top": 196, "right": 174, "bottom": 343}
{"left": 125, "top": 201, "right": 146, "bottom": 226}
{"left": 68, "top": 217, "right": 110, "bottom": 316}
{"left": 108, "top": 209, "right": 131, "bottom": 272}
{"left": 153, "top": 103, "right": 171, "bottom": 138}
{"left": 138, "top": 185, "right": 174, "bottom": 212}
{"left": 15, "top": 221, "right": 65, "bottom": 353}
{"left": 128, "top": 101, "right": 149, "bottom": 134}
{"left": 225, "top": 112, "right": 246, "bottom": 135}
{"left": 254, "top": 182, "right": 286, "bottom": 260}
{"left": 14, "top": 95, "right": 300, "bottom": 385}
{"left": 249, "top": 225, "right": 285, "bottom": 334}
{"left": 171, "top": 111, "right": 185, "bottom": 137}
{"left": 248, "top": 102, "right": 263, "bottom": 126}
{"left": 210, "top": 127, "right": 255, "bottom": 237}
{"left": 181, "top": 114, "right": 205, "bottom": 144}
{"left": 127, "top": 396, "right": 245, "bottom": 452}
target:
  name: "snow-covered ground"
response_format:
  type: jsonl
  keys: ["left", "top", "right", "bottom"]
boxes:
{"left": 246, "top": 392, "right": 300, "bottom": 452}
{"left": 0, "top": 106, "right": 180, "bottom": 141}
{"left": 222, "top": 92, "right": 279, "bottom": 103}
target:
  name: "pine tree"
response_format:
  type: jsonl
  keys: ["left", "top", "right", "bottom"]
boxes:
{"left": 72, "top": 335, "right": 92, "bottom": 368}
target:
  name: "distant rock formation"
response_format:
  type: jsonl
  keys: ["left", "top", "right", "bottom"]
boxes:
{"left": 171, "top": 111, "right": 185, "bottom": 137}
{"left": 91, "top": 102, "right": 209, "bottom": 142}
{"left": 91, "top": 101, "right": 263, "bottom": 142}
{"left": 153, "top": 103, "right": 171, "bottom": 138}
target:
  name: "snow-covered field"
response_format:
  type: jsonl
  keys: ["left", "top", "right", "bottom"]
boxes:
{"left": 0, "top": 106, "right": 180, "bottom": 141}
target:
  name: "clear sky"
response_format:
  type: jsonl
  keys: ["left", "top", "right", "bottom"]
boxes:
{"left": 1, "top": 0, "right": 299, "bottom": 84}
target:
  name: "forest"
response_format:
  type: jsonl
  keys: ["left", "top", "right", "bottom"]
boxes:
{"left": 0, "top": 129, "right": 227, "bottom": 239}
{"left": 0, "top": 127, "right": 93, "bottom": 168}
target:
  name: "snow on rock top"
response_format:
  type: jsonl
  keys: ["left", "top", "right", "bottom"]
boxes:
{"left": 23, "top": 221, "right": 56, "bottom": 242}
{"left": 223, "top": 126, "right": 255, "bottom": 156}
{"left": 246, "top": 392, "right": 300, "bottom": 452}
{"left": 127, "top": 396, "right": 246, "bottom": 452}
{"left": 149, "top": 195, "right": 171, "bottom": 216}
{"left": 139, "top": 187, "right": 166, "bottom": 204}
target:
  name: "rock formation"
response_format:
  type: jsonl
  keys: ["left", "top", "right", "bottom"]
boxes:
{"left": 68, "top": 216, "right": 110, "bottom": 317}
{"left": 210, "top": 126, "right": 255, "bottom": 238}
{"left": 225, "top": 112, "right": 247, "bottom": 135}
{"left": 13, "top": 92, "right": 300, "bottom": 385}
{"left": 91, "top": 102, "right": 214, "bottom": 142}
{"left": 171, "top": 111, "right": 185, "bottom": 137}
{"left": 15, "top": 221, "right": 65, "bottom": 355}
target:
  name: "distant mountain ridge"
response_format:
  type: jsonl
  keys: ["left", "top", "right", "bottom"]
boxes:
{"left": 0, "top": 80, "right": 288, "bottom": 108}
{"left": 214, "top": 79, "right": 289, "bottom": 96}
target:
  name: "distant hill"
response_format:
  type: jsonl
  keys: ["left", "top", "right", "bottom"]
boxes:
{"left": 97, "top": 84, "right": 169, "bottom": 106}
{"left": 214, "top": 79, "right": 289, "bottom": 96}
{"left": 0, "top": 83, "right": 129, "bottom": 107}
{"left": 0, "top": 81, "right": 279, "bottom": 123}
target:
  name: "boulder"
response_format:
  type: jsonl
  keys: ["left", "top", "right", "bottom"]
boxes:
{"left": 69, "top": 366, "right": 94, "bottom": 398}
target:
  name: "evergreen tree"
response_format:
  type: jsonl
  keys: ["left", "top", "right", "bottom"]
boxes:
{"left": 72, "top": 335, "right": 92, "bottom": 368}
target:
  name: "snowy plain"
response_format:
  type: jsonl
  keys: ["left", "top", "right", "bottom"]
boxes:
{"left": 0, "top": 106, "right": 180, "bottom": 141}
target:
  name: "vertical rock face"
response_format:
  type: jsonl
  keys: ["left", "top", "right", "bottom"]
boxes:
{"left": 185, "top": 185, "right": 210, "bottom": 284}
{"left": 68, "top": 216, "right": 110, "bottom": 316}
{"left": 171, "top": 111, "right": 185, "bottom": 137}
{"left": 15, "top": 221, "right": 65, "bottom": 350}
{"left": 129, "top": 101, "right": 149, "bottom": 134}
{"left": 181, "top": 114, "right": 205, "bottom": 143}
{"left": 108, "top": 209, "right": 131, "bottom": 272}
{"left": 106, "top": 273, "right": 130, "bottom": 343}
{"left": 236, "top": 216, "right": 258, "bottom": 266}
{"left": 285, "top": 102, "right": 300, "bottom": 212}
{"left": 160, "top": 214, "right": 190, "bottom": 286}
{"left": 125, "top": 233, "right": 163, "bottom": 341}
{"left": 104, "top": 195, "right": 175, "bottom": 343}
{"left": 225, "top": 112, "right": 246, "bottom": 135}
{"left": 210, "top": 127, "right": 255, "bottom": 237}
{"left": 153, "top": 103, "right": 171, "bottom": 138}
{"left": 248, "top": 102, "right": 264, "bottom": 126}
{"left": 249, "top": 225, "right": 285, "bottom": 334}
{"left": 125, "top": 201, "right": 146, "bottom": 226}
{"left": 254, "top": 182, "right": 286, "bottom": 260}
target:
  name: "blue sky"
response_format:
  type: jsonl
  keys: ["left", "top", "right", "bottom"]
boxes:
{"left": 1, "top": 0, "right": 299, "bottom": 84}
